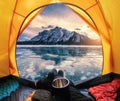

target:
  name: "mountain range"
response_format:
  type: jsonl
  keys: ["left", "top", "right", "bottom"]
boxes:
{"left": 17, "top": 26, "right": 101, "bottom": 45}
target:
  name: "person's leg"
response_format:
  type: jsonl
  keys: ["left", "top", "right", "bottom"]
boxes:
{"left": 47, "top": 68, "right": 57, "bottom": 80}
{"left": 57, "top": 70, "right": 64, "bottom": 77}
{"left": 37, "top": 68, "right": 57, "bottom": 91}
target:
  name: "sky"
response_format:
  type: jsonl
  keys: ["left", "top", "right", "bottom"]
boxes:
{"left": 22, "top": 3, "right": 100, "bottom": 39}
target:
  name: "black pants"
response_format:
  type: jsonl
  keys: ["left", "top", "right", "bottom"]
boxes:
{"left": 54, "top": 85, "right": 93, "bottom": 101}
{"left": 37, "top": 69, "right": 93, "bottom": 101}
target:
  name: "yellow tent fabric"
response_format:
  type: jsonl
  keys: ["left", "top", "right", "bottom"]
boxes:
{"left": 0, "top": 0, "right": 120, "bottom": 78}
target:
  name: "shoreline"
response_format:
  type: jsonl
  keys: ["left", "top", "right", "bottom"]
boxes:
{"left": 17, "top": 45, "right": 102, "bottom": 48}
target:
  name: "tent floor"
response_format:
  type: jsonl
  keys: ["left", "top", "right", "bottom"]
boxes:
{"left": 1, "top": 84, "right": 95, "bottom": 101}
{"left": 2, "top": 73, "right": 120, "bottom": 101}
{"left": 1, "top": 85, "right": 34, "bottom": 101}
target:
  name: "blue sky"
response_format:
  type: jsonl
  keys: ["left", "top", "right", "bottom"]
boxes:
{"left": 22, "top": 3, "right": 99, "bottom": 39}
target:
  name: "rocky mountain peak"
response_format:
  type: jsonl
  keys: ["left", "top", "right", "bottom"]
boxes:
{"left": 17, "top": 26, "right": 101, "bottom": 45}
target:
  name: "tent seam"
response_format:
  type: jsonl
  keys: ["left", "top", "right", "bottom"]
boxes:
{"left": 14, "top": 11, "right": 26, "bottom": 18}
{"left": 9, "top": 0, "right": 20, "bottom": 77}
{"left": 85, "top": 1, "right": 98, "bottom": 11}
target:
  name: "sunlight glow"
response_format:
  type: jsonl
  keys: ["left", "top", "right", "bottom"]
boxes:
{"left": 22, "top": 3, "right": 100, "bottom": 40}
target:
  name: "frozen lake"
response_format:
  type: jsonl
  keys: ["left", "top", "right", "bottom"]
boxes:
{"left": 16, "top": 45, "right": 103, "bottom": 84}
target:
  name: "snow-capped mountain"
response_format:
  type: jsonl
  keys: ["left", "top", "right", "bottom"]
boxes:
{"left": 17, "top": 26, "right": 101, "bottom": 45}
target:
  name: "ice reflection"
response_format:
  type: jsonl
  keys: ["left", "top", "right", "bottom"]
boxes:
{"left": 16, "top": 45, "right": 103, "bottom": 83}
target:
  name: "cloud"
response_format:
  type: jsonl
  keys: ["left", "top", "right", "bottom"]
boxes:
{"left": 22, "top": 3, "right": 100, "bottom": 39}
{"left": 24, "top": 13, "right": 85, "bottom": 34}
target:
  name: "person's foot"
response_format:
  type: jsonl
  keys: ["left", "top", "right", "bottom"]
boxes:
{"left": 51, "top": 68, "right": 57, "bottom": 77}
{"left": 58, "top": 70, "right": 64, "bottom": 77}
{"left": 47, "top": 68, "right": 57, "bottom": 80}
{"left": 47, "top": 71, "right": 54, "bottom": 81}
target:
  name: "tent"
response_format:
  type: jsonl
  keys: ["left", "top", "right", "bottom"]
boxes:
{"left": 0, "top": 0, "right": 120, "bottom": 101}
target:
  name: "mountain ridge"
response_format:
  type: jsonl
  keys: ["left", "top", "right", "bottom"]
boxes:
{"left": 17, "top": 26, "right": 101, "bottom": 45}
